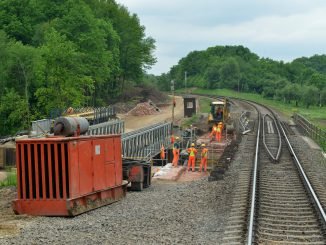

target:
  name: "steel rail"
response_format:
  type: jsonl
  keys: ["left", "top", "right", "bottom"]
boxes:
{"left": 247, "top": 105, "right": 261, "bottom": 245}
{"left": 262, "top": 114, "right": 282, "bottom": 162}
{"left": 246, "top": 100, "right": 326, "bottom": 244}
{"left": 278, "top": 117, "right": 326, "bottom": 224}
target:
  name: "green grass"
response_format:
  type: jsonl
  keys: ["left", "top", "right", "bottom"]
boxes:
{"left": 198, "top": 97, "right": 212, "bottom": 113}
{"left": 0, "top": 169, "right": 17, "bottom": 188}
{"left": 178, "top": 88, "right": 326, "bottom": 129}
{"left": 182, "top": 114, "right": 200, "bottom": 128}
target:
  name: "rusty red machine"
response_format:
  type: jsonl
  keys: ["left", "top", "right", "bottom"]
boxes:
{"left": 12, "top": 117, "right": 152, "bottom": 216}
{"left": 12, "top": 135, "right": 128, "bottom": 216}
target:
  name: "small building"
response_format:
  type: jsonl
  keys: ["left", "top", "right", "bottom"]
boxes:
{"left": 183, "top": 96, "right": 197, "bottom": 117}
{"left": 0, "top": 143, "right": 16, "bottom": 169}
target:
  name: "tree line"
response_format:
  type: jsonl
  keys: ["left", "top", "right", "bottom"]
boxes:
{"left": 0, "top": 0, "right": 156, "bottom": 136}
{"left": 156, "top": 45, "right": 326, "bottom": 108}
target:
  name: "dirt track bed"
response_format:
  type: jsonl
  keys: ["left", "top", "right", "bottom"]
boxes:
{"left": 0, "top": 187, "right": 33, "bottom": 239}
{"left": 1, "top": 179, "right": 232, "bottom": 244}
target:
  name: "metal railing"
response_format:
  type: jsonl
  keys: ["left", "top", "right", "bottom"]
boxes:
{"left": 50, "top": 106, "right": 116, "bottom": 125}
{"left": 121, "top": 122, "right": 172, "bottom": 159}
{"left": 293, "top": 113, "right": 326, "bottom": 151}
{"left": 86, "top": 120, "right": 124, "bottom": 135}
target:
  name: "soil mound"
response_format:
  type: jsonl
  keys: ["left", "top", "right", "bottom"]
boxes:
{"left": 127, "top": 100, "right": 161, "bottom": 116}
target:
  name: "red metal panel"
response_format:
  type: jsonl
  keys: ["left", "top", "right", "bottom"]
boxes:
{"left": 34, "top": 144, "right": 40, "bottom": 199}
{"left": 61, "top": 144, "right": 67, "bottom": 199}
{"left": 114, "top": 138, "right": 122, "bottom": 185}
{"left": 41, "top": 144, "right": 46, "bottom": 199}
{"left": 105, "top": 163, "right": 116, "bottom": 188}
{"left": 16, "top": 144, "right": 21, "bottom": 199}
{"left": 21, "top": 144, "right": 26, "bottom": 200}
{"left": 13, "top": 200, "right": 68, "bottom": 216}
{"left": 27, "top": 144, "right": 33, "bottom": 199}
{"left": 68, "top": 140, "right": 79, "bottom": 198}
{"left": 47, "top": 144, "right": 53, "bottom": 199}
{"left": 78, "top": 140, "right": 93, "bottom": 195}
{"left": 105, "top": 138, "right": 115, "bottom": 162}
{"left": 54, "top": 144, "right": 60, "bottom": 199}
{"left": 93, "top": 140, "right": 106, "bottom": 191}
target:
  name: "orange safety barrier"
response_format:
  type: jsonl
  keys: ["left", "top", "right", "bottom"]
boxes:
{"left": 12, "top": 135, "right": 128, "bottom": 216}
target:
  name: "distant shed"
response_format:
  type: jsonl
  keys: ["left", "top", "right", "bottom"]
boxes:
{"left": 183, "top": 96, "right": 197, "bottom": 117}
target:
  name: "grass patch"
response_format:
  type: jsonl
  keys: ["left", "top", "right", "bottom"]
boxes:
{"left": 179, "top": 88, "right": 326, "bottom": 129}
{"left": 182, "top": 114, "right": 200, "bottom": 128}
{"left": 199, "top": 97, "right": 212, "bottom": 113}
{"left": 0, "top": 169, "right": 17, "bottom": 188}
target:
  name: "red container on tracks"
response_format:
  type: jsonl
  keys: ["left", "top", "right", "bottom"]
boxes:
{"left": 13, "top": 135, "right": 127, "bottom": 216}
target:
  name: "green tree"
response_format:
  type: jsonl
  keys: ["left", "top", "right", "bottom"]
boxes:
{"left": 35, "top": 29, "right": 94, "bottom": 116}
{"left": 301, "top": 85, "right": 319, "bottom": 108}
{"left": 0, "top": 89, "right": 29, "bottom": 135}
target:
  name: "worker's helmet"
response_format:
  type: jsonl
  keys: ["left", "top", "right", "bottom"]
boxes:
{"left": 191, "top": 143, "right": 195, "bottom": 147}
{"left": 176, "top": 136, "right": 179, "bottom": 140}
{"left": 218, "top": 122, "right": 223, "bottom": 125}
{"left": 201, "top": 144, "right": 205, "bottom": 147}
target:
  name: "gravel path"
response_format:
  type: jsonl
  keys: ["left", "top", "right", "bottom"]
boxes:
{"left": 1, "top": 178, "right": 231, "bottom": 245}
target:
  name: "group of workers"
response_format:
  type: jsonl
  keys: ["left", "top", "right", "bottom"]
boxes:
{"left": 160, "top": 123, "right": 224, "bottom": 172}
{"left": 187, "top": 142, "right": 208, "bottom": 172}
{"left": 210, "top": 122, "right": 223, "bottom": 142}
{"left": 161, "top": 136, "right": 208, "bottom": 172}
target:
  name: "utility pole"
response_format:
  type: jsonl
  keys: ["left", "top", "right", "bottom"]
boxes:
{"left": 184, "top": 71, "right": 187, "bottom": 93}
{"left": 171, "top": 80, "right": 175, "bottom": 127}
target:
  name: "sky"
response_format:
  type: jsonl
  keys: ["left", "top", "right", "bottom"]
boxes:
{"left": 117, "top": 0, "right": 326, "bottom": 75}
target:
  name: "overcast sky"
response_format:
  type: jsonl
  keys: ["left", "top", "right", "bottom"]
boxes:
{"left": 117, "top": 0, "right": 326, "bottom": 75}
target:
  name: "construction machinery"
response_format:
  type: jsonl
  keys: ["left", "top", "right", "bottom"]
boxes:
{"left": 12, "top": 117, "right": 151, "bottom": 216}
{"left": 208, "top": 98, "right": 234, "bottom": 132}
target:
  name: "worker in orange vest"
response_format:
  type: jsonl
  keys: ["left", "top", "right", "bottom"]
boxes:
{"left": 160, "top": 144, "right": 165, "bottom": 161}
{"left": 172, "top": 137, "right": 180, "bottom": 167}
{"left": 199, "top": 144, "right": 208, "bottom": 172}
{"left": 187, "top": 143, "right": 197, "bottom": 172}
{"left": 216, "top": 122, "right": 223, "bottom": 142}
{"left": 210, "top": 123, "right": 218, "bottom": 141}
{"left": 171, "top": 135, "right": 175, "bottom": 144}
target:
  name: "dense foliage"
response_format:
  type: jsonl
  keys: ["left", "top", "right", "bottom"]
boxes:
{"left": 0, "top": 0, "right": 156, "bottom": 135}
{"left": 157, "top": 45, "right": 326, "bottom": 109}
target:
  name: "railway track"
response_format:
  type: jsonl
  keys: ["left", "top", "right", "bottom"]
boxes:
{"left": 214, "top": 97, "right": 326, "bottom": 244}
{"left": 248, "top": 103, "right": 326, "bottom": 244}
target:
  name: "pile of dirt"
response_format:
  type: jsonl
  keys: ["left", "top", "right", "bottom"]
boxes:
{"left": 127, "top": 100, "right": 161, "bottom": 116}
{"left": 114, "top": 101, "right": 137, "bottom": 114}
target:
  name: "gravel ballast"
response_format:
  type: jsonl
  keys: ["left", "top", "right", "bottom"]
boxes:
{"left": 1, "top": 178, "right": 231, "bottom": 245}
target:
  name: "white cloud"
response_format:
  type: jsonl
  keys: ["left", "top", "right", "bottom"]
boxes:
{"left": 117, "top": 0, "right": 326, "bottom": 74}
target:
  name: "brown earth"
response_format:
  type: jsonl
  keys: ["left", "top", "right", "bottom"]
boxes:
{"left": 119, "top": 96, "right": 184, "bottom": 132}
{"left": 0, "top": 187, "right": 32, "bottom": 238}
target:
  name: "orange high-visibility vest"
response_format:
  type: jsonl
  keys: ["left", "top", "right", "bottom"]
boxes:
{"left": 160, "top": 145, "right": 165, "bottom": 159}
{"left": 201, "top": 148, "right": 208, "bottom": 158}
{"left": 188, "top": 147, "right": 197, "bottom": 157}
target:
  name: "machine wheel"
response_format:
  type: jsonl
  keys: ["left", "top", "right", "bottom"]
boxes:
{"left": 131, "top": 181, "right": 143, "bottom": 191}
